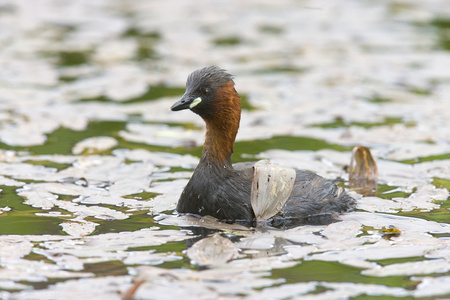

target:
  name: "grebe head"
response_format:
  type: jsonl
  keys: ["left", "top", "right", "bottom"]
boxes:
{"left": 171, "top": 66, "right": 241, "bottom": 164}
{"left": 171, "top": 66, "right": 235, "bottom": 118}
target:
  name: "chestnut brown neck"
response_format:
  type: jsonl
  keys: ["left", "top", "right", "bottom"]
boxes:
{"left": 201, "top": 81, "right": 241, "bottom": 167}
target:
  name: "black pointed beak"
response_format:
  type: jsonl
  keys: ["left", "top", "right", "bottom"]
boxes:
{"left": 171, "top": 94, "right": 192, "bottom": 111}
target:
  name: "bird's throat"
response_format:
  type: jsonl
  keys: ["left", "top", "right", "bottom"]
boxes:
{"left": 202, "top": 121, "right": 237, "bottom": 166}
{"left": 201, "top": 82, "right": 241, "bottom": 166}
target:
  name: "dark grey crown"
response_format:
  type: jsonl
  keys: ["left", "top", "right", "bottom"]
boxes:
{"left": 186, "top": 66, "right": 234, "bottom": 93}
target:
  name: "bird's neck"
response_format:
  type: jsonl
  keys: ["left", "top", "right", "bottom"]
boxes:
{"left": 201, "top": 81, "right": 241, "bottom": 168}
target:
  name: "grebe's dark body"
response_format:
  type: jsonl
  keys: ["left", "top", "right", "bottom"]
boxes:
{"left": 171, "top": 66, "right": 356, "bottom": 223}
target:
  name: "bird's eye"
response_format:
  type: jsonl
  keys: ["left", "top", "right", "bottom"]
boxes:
{"left": 201, "top": 88, "right": 210, "bottom": 96}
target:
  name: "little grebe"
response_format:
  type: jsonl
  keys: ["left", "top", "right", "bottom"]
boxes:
{"left": 171, "top": 66, "right": 356, "bottom": 223}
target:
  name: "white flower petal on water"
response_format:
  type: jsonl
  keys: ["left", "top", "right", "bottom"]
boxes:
{"left": 0, "top": 280, "right": 29, "bottom": 291}
{"left": 113, "top": 148, "right": 198, "bottom": 168}
{"left": 76, "top": 195, "right": 152, "bottom": 209}
{"left": 247, "top": 282, "right": 317, "bottom": 299}
{"left": 0, "top": 58, "right": 58, "bottom": 86}
{"left": 0, "top": 206, "right": 12, "bottom": 214}
{"left": 321, "top": 220, "right": 362, "bottom": 241}
{"left": 316, "top": 282, "right": 411, "bottom": 299}
{"left": 133, "top": 257, "right": 294, "bottom": 298}
{"left": 363, "top": 259, "right": 450, "bottom": 277}
{"left": 236, "top": 232, "right": 275, "bottom": 250}
{"left": 0, "top": 258, "right": 93, "bottom": 283}
{"left": 10, "top": 276, "right": 132, "bottom": 300}
{"left": 33, "top": 248, "right": 85, "bottom": 271}
{"left": 358, "top": 184, "right": 449, "bottom": 213}
{"left": 341, "top": 212, "right": 450, "bottom": 234}
{"left": 310, "top": 242, "right": 432, "bottom": 265}
{"left": 282, "top": 245, "right": 317, "bottom": 260}
{"left": 187, "top": 233, "right": 239, "bottom": 267}
{"left": 92, "top": 39, "right": 138, "bottom": 64}
{"left": 0, "top": 162, "right": 59, "bottom": 182}
{"left": 146, "top": 179, "right": 187, "bottom": 213}
{"left": 123, "top": 251, "right": 181, "bottom": 265}
{"left": 119, "top": 123, "right": 202, "bottom": 148}
{"left": 72, "top": 136, "right": 118, "bottom": 155}
{"left": 157, "top": 214, "right": 251, "bottom": 232}
{"left": 413, "top": 276, "right": 450, "bottom": 298}
{"left": 0, "top": 175, "right": 25, "bottom": 187}
{"left": 60, "top": 221, "right": 98, "bottom": 238}
{"left": 18, "top": 186, "right": 58, "bottom": 210}
{"left": 39, "top": 228, "right": 191, "bottom": 262}
{"left": 0, "top": 238, "right": 33, "bottom": 259}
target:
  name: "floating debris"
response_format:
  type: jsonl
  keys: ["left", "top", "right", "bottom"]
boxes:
{"left": 381, "top": 225, "right": 402, "bottom": 239}
{"left": 349, "top": 146, "right": 378, "bottom": 196}
{"left": 121, "top": 279, "right": 145, "bottom": 300}
{"left": 186, "top": 233, "right": 239, "bottom": 267}
{"left": 251, "top": 160, "right": 296, "bottom": 222}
